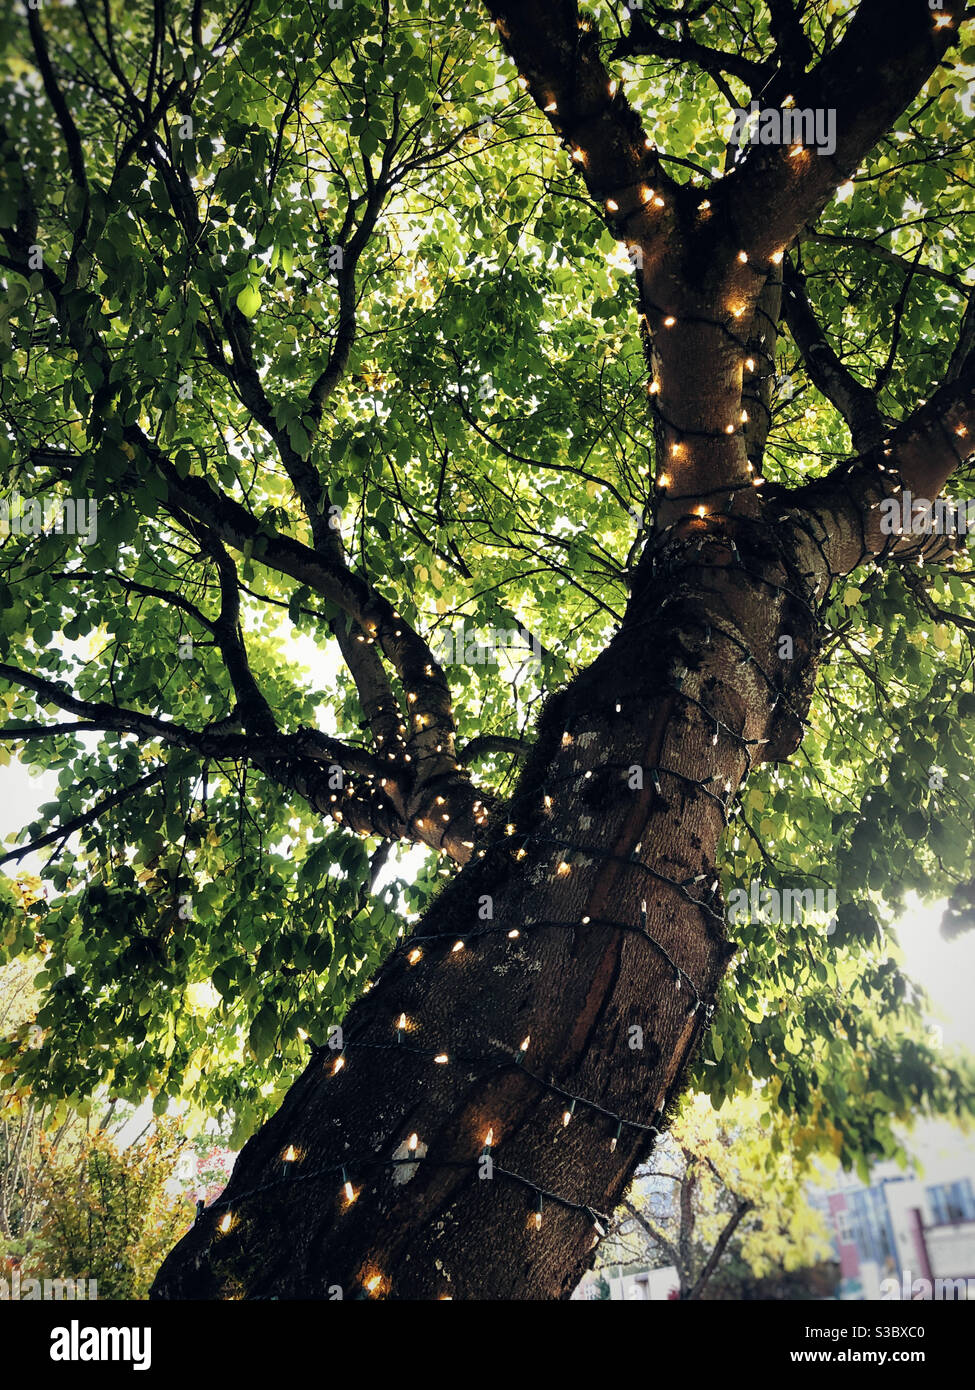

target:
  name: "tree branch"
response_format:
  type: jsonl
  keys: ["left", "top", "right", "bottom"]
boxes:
{"left": 782, "top": 258, "right": 887, "bottom": 451}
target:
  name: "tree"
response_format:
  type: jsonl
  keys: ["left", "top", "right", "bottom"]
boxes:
{"left": 0, "top": 0, "right": 973, "bottom": 1301}
{"left": 593, "top": 1092, "right": 831, "bottom": 1300}
{"left": 0, "top": 893, "right": 106, "bottom": 1256}
{"left": 25, "top": 1119, "right": 191, "bottom": 1299}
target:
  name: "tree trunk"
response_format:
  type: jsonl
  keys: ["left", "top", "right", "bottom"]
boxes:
{"left": 152, "top": 510, "right": 824, "bottom": 1300}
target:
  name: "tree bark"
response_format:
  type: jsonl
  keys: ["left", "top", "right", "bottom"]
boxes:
{"left": 146, "top": 0, "right": 975, "bottom": 1302}
{"left": 152, "top": 504, "right": 825, "bottom": 1301}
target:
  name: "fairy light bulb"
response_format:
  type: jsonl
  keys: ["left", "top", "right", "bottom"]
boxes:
{"left": 517, "top": 74, "right": 528, "bottom": 90}
{"left": 648, "top": 379, "right": 660, "bottom": 393}
{"left": 658, "top": 472, "right": 671, "bottom": 489}
{"left": 771, "top": 250, "right": 784, "bottom": 264}
{"left": 698, "top": 199, "right": 711, "bottom": 212}
{"left": 745, "top": 357, "right": 755, "bottom": 371}
{"left": 434, "top": 1052, "right": 449, "bottom": 1064}
{"left": 534, "top": 1195, "right": 544, "bottom": 1230}
{"left": 283, "top": 1145, "right": 297, "bottom": 1163}
{"left": 344, "top": 1179, "right": 356, "bottom": 1203}
{"left": 557, "top": 860, "right": 571, "bottom": 876}
{"left": 408, "top": 948, "right": 422, "bottom": 964}
{"left": 331, "top": 1056, "right": 345, "bottom": 1075}
{"left": 483, "top": 1127, "right": 495, "bottom": 1153}
{"left": 696, "top": 505, "right": 707, "bottom": 518}
{"left": 218, "top": 1212, "right": 233, "bottom": 1234}
{"left": 737, "top": 250, "right": 748, "bottom": 263}
{"left": 571, "top": 148, "right": 585, "bottom": 164}
{"left": 520, "top": 1035, "right": 530, "bottom": 1053}
{"left": 605, "top": 199, "right": 618, "bottom": 213}
{"left": 544, "top": 100, "right": 557, "bottom": 112}
{"left": 364, "top": 1274, "right": 383, "bottom": 1296}
{"left": 408, "top": 1133, "right": 418, "bottom": 1152}
{"left": 452, "top": 939, "right": 465, "bottom": 952}
{"left": 671, "top": 442, "right": 681, "bottom": 456}
{"left": 507, "top": 928, "right": 520, "bottom": 939}
{"left": 663, "top": 315, "right": 676, "bottom": 328}
{"left": 396, "top": 1012, "right": 407, "bottom": 1041}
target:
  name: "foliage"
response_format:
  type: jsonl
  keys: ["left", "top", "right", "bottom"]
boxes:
{"left": 0, "top": 0, "right": 972, "bottom": 1175}
{"left": 22, "top": 1118, "right": 192, "bottom": 1299}
{"left": 597, "top": 1092, "right": 834, "bottom": 1297}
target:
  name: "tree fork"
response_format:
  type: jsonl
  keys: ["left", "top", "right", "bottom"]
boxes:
{"left": 152, "top": 514, "right": 826, "bottom": 1300}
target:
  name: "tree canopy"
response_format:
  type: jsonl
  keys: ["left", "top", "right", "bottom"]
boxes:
{"left": 0, "top": 0, "right": 973, "bottom": 1247}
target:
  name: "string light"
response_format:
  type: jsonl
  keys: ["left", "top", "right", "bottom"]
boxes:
{"left": 218, "top": 1212, "right": 233, "bottom": 1234}
{"left": 534, "top": 1194, "right": 544, "bottom": 1230}
{"left": 544, "top": 100, "right": 557, "bottom": 112}
{"left": 434, "top": 1052, "right": 449, "bottom": 1064}
{"left": 396, "top": 1012, "right": 407, "bottom": 1042}
{"left": 331, "top": 1056, "right": 345, "bottom": 1075}
{"left": 663, "top": 315, "right": 676, "bottom": 328}
{"left": 408, "top": 947, "right": 422, "bottom": 964}
{"left": 771, "top": 250, "right": 784, "bottom": 265}
{"left": 737, "top": 251, "right": 748, "bottom": 264}
{"left": 605, "top": 199, "right": 619, "bottom": 213}
{"left": 698, "top": 199, "right": 711, "bottom": 212}
{"left": 451, "top": 939, "right": 465, "bottom": 952}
